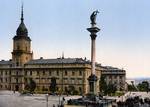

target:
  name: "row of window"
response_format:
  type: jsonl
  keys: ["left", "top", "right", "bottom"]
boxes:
{"left": 24, "top": 70, "right": 83, "bottom": 76}
{"left": 0, "top": 70, "right": 83, "bottom": 76}
{"left": 0, "top": 71, "right": 21, "bottom": 75}
{"left": 108, "top": 75, "right": 123, "bottom": 79}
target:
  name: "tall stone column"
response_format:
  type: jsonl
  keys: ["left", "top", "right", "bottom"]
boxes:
{"left": 87, "top": 11, "right": 100, "bottom": 95}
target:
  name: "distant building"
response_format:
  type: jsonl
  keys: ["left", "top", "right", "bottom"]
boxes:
{"left": 101, "top": 66, "right": 126, "bottom": 91}
{"left": 0, "top": 7, "right": 126, "bottom": 94}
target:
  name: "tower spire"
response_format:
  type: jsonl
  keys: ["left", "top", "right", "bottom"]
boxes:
{"left": 16, "top": 2, "right": 28, "bottom": 36}
{"left": 21, "top": 2, "right": 24, "bottom": 22}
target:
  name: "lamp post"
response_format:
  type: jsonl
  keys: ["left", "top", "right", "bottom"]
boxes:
{"left": 45, "top": 94, "right": 48, "bottom": 107}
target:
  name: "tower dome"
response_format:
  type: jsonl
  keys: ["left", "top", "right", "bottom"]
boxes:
{"left": 16, "top": 5, "right": 28, "bottom": 36}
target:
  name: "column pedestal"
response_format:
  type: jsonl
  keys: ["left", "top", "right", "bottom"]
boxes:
{"left": 88, "top": 74, "right": 98, "bottom": 95}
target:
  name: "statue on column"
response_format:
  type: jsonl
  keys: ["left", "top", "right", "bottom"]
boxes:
{"left": 90, "top": 10, "right": 99, "bottom": 26}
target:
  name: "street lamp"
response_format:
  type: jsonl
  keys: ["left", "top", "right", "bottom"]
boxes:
{"left": 45, "top": 94, "right": 48, "bottom": 107}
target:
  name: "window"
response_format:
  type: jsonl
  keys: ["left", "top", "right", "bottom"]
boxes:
{"left": 5, "top": 78, "right": 7, "bottom": 82}
{"left": 78, "top": 78, "right": 82, "bottom": 84}
{"left": 16, "top": 62, "right": 19, "bottom": 66}
{"left": 43, "top": 71, "right": 45, "bottom": 75}
{"left": 120, "top": 76, "right": 122, "bottom": 79}
{"left": 65, "top": 71, "right": 67, "bottom": 76}
{"left": 56, "top": 71, "right": 59, "bottom": 76}
{"left": 79, "top": 71, "right": 82, "bottom": 76}
{"left": 9, "top": 71, "right": 11, "bottom": 75}
{"left": 16, "top": 78, "right": 18, "bottom": 83}
{"left": 64, "top": 78, "right": 68, "bottom": 83}
{"left": 9, "top": 78, "right": 11, "bottom": 82}
{"left": 71, "top": 78, "right": 75, "bottom": 84}
{"left": 16, "top": 71, "right": 18, "bottom": 75}
{"left": 109, "top": 75, "right": 112, "bottom": 79}
{"left": 30, "top": 71, "right": 32, "bottom": 75}
{"left": 17, "top": 45, "right": 20, "bottom": 50}
{"left": 65, "top": 87, "right": 68, "bottom": 92}
{"left": 5, "top": 71, "right": 7, "bottom": 75}
{"left": 0, "top": 78, "right": 3, "bottom": 82}
{"left": 25, "top": 71, "right": 27, "bottom": 75}
{"left": 37, "top": 71, "right": 39, "bottom": 76}
{"left": 24, "top": 78, "right": 27, "bottom": 82}
{"left": 79, "top": 87, "right": 82, "bottom": 92}
{"left": 0, "top": 71, "right": 2, "bottom": 75}
{"left": 26, "top": 57, "right": 28, "bottom": 60}
{"left": 72, "top": 71, "right": 75, "bottom": 76}
{"left": 49, "top": 71, "right": 51, "bottom": 76}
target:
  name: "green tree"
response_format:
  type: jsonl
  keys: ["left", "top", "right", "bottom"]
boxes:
{"left": 99, "top": 75, "right": 117, "bottom": 95}
{"left": 50, "top": 77, "right": 57, "bottom": 93}
{"left": 24, "top": 78, "right": 36, "bottom": 93}
{"left": 128, "top": 84, "right": 137, "bottom": 91}
{"left": 29, "top": 78, "right": 36, "bottom": 93}
{"left": 137, "top": 81, "right": 149, "bottom": 92}
{"left": 99, "top": 75, "right": 107, "bottom": 95}
{"left": 107, "top": 83, "right": 117, "bottom": 95}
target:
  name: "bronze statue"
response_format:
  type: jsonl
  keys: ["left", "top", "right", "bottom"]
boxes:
{"left": 90, "top": 10, "right": 99, "bottom": 25}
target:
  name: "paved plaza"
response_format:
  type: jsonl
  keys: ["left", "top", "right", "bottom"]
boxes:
{"left": 0, "top": 91, "right": 80, "bottom": 107}
{"left": 0, "top": 91, "right": 150, "bottom": 107}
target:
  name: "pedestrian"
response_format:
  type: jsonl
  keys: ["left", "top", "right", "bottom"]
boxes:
{"left": 63, "top": 97, "right": 65, "bottom": 101}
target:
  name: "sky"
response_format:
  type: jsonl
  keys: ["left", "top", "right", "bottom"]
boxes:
{"left": 0, "top": 0, "right": 150, "bottom": 78}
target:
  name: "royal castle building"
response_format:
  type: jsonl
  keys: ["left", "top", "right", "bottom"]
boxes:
{"left": 0, "top": 7, "right": 126, "bottom": 94}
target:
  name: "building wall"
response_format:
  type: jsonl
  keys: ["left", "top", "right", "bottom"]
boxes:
{"left": 0, "top": 62, "right": 125, "bottom": 94}
{"left": 101, "top": 69, "right": 126, "bottom": 91}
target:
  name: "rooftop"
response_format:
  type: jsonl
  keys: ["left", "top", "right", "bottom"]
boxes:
{"left": 25, "top": 58, "right": 90, "bottom": 65}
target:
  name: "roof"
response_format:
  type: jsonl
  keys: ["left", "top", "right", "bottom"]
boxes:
{"left": 0, "top": 60, "right": 12, "bottom": 65}
{"left": 25, "top": 58, "right": 90, "bottom": 65}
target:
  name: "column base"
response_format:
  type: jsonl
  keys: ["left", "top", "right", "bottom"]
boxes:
{"left": 88, "top": 74, "right": 98, "bottom": 95}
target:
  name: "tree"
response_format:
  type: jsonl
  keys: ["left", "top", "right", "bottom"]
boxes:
{"left": 99, "top": 75, "right": 107, "bottom": 95}
{"left": 128, "top": 84, "right": 137, "bottom": 91}
{"left": 137, "top": 81, "right": 149, "bottom": 92}
{"left": 24, "top": 78, "right": 36, "bottom": 93}
{"left": 107, "top": 83, "right": 117, "bottom": 95}
{"left": 29, "top": 78, "right": 36, "bottom": 93}
{"left": 128, "top": 81, "right": 137, "bottom": 91}
{"left": 50, "top": 77, "right": 57, "bottom": 93}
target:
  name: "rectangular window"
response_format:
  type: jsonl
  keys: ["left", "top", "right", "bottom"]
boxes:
{"left": 5, "top": 78, "right": 7, "bottom": 82}
{"left": 5, "top": 71, "right": 7, "bottom": 75}
{"left": 37, "top": 71, "right": 39, "bottom": 76}
{"left": 0, "top": 78, "right": 2, "bottom": 82}
{"left": 71, "top": 78, "right": 75, "bottom": 84}
{"left": 16, "top": 71, "right": 18, "bottom": 75}
{"left": 65, "top": 71, "right": 67, "bottom": 76}
{"left": 16, "top": 78, "right": 18, "bottom": 83}
{"left": 72, "top": 71, "right": 75, "bottom": 76}
{"left": 30, "top": 71, "right": 32, "bottom": 75}
{"left": 25, "top": 71, "right": 27, "bottom": 75}
{"left": 43, "top": 71, "right": 45, "bottom": 75}
{"left": 120, "top": 76, "right": 123, "bottom": 79}
{"left": 79, "top": 71, "right": 82, "bottom": 76}
{"left": 57, "top": 71, "right": 59, "bottom": 76}
{"left": 49, "top": 71, "right": 51, "bottom": 76}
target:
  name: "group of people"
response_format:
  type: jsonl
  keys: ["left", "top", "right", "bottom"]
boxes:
{"left": 53, "top": 97, "right": 65, "bottom": 107}
{"left": 116, "top": 96, "right": 150, "bottom": 107}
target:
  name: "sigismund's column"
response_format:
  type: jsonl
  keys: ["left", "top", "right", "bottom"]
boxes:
{"left": 87, "top": 10, "right": 100, "bottom": 95}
